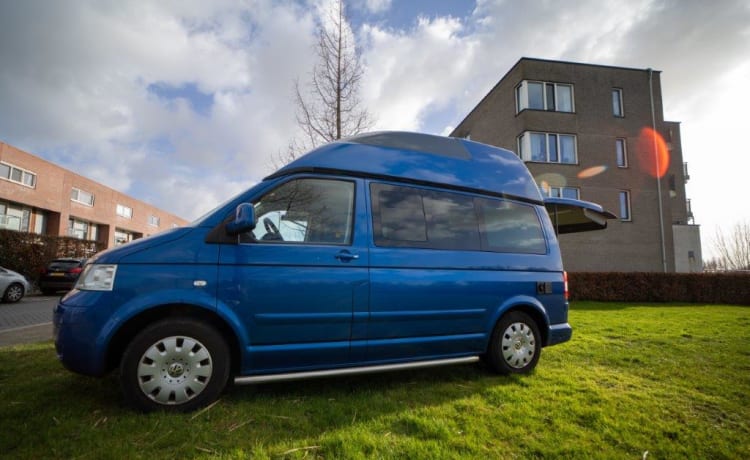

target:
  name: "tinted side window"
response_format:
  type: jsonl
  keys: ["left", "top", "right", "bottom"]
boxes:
{"left": 478, "top": 198, "right": 546, "bottom": 254}
{"left": 376, "top": 186, "right": 427, "bottom": 242}
{"left": 423, "top": 192, "right": 480, "bottom": 250}
{"left": 248, "top": 178, "right": 355, "bottom": 245}
{"left": 370, "top": 183, "right": 480, "bottom": 250}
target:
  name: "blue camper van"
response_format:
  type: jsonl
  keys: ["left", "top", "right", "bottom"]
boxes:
{"left": 54, "top": 132, "right": 614, "bottom": 412}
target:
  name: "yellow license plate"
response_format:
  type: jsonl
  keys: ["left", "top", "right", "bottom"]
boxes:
{"left": 50, "top": 273, "right": 66, "bottom": 277}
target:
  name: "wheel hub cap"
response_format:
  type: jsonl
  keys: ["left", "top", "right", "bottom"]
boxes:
{"left": 137, "top": 336, "right": 213, "bottom": 405}
{"left": 501, "top": 322, "right": 536, "bottom": 369}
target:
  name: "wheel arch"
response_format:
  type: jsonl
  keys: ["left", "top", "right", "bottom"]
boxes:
{"left": 105, "top": 304, "right": 242, "bottom": 375}
{"left": 489, "top": 296, "right": 551, "bottom": 348}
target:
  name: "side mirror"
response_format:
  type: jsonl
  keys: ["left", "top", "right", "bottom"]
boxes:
{"left": 226, "top": 203, "right": 256, "bottom": 235}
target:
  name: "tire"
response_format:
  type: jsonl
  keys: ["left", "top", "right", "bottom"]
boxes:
{"left": 120, "top": 318, "right": 230, "bottom": 412}
{"left": 486, "top": 311, "right": 541, "bottom": 375}
{"left": 3, "top": 283, "right": 25, "bottom": 303}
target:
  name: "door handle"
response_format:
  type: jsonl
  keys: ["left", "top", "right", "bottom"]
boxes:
{"left": 335, "top": 251, "right": 360, "bottom": 262}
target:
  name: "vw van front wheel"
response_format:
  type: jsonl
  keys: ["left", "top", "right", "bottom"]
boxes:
{"left": 120, "top": 318, "right": 230, "bottom": 412}
{"left": 487, "top": 311, "right": 541, "bottom": 375}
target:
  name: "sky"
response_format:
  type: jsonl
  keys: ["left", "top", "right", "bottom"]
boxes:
{"left": 0, "top": 0, "right": 748, "bottom": 259}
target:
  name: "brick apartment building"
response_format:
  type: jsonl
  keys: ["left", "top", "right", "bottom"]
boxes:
{"left": 0, "top": 141, "right": 188, "bottom": 251}
{"left": 452, "top": 58, "right": 702, "bottom": 273}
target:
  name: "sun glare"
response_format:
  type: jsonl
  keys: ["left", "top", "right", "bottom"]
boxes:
{"left": 577, "top": 165, "right": 608, "bottom": 179}
{"left": 636, "top": 127, "right": 670, "bottom": 178}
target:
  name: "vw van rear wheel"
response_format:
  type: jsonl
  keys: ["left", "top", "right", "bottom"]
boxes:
{"left": 120, "top": 318, "right": 230, "bottom": 412}
{"left": 487, "top": 311, "right": 541, "bottom": 375}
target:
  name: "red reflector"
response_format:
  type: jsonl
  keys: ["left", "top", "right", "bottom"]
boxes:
{"left": 69, "top": 267, "right": 83, "bottom": 274}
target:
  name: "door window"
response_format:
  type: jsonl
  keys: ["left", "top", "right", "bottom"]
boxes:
{"left": 248, "top": 178, "right": 355, "bottom": 245}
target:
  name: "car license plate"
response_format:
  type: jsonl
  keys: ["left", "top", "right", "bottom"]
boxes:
{"left": 51, "top": 272, "right": 65, "bottom": 277}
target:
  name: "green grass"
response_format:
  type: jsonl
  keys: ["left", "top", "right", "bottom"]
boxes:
{"left": 1, "top": 302, "right": 749, "bottom": 459}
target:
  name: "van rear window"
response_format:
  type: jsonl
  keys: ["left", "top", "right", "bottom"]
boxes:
{"left": 477, "top": 198, "right": 546, "bottom": 254}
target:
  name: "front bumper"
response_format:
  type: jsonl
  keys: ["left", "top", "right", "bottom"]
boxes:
{"left": 53, "top": 301, "right": 108, "bottom": 376}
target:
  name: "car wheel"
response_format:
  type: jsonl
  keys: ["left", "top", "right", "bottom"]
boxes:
{"left": 486, "top": 311, "right": 541, "bottom": 375}
{"left": 3, "top": 283, "right": 25, "bottom": 303}
{"left": 120, "top": 318, "right": 230, "bottom": 412}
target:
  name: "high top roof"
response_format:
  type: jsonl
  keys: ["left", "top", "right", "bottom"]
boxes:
{"left": 267, "top": 131, "right": 543, "bottom": 203}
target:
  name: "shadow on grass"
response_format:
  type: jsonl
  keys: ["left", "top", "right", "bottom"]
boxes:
{"left": 0, "top": 342, "right": 530, "bottom": 456}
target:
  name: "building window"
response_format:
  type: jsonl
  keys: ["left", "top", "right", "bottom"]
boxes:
{"left": 0, "top": 202, "right": 30, "bottom": 232}
{"left": 517, "top": 132, "right": 577, "bottom": 164}
{"left": 68, "top": 218, "right": 90, "bottom": 240}
{"left": 612, "top": 88, "right": 624, "bottom": 117}
{"left": 116, "top": 204, "right": 133, "bottom": 219}
{"left": 148, "top": 215, "right": 160, "bottom": 227}
{"left": 542, "top": 186, "right": 580, "bottom": 200}
{"left": 619, "top": 191, "right": 631, "bottom": 221}
{"left": 71, "top": 187, "right": 95, "bottom": 206}
{"left": 616, "top": 138, "right": 628, "bottom": 167}
{"left": 516, "top": 80, "right": 574, "bottom": 113}
{"left": 114, "top": 229, "right": 135, "bottom": 246}
{"left": 0, "top": 161, "right": 36, "bottom": 188}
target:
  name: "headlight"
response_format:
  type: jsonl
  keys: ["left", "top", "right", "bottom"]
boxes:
{"left": 75, "top": 264, "right": 118, "bottom": 291}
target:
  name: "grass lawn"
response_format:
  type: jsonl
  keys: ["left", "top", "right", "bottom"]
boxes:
{"left": 1, "top": 302, "right": 749, "bottom": 459}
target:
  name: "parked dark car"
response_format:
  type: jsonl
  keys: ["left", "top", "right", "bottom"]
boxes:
{"left": 39, "top": 258, "right": 87, "bottom": 295}
{"left": 1, "top": 266, "right": 31, "bottom": 303}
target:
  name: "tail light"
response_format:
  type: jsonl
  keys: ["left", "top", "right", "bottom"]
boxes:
{"left": 69, "top": 267, "right": 83, "bottom": 275}
{"left": 563, "top": 271, "right": 569, "bottom": 300}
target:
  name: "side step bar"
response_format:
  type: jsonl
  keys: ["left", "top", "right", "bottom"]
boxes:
{"left": 234, "top": 356, "right": 480, "bottom": 385}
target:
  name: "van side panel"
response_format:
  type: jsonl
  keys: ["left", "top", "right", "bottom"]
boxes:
{"left": 366, "top": 248, "right": 560, "bottom": 361}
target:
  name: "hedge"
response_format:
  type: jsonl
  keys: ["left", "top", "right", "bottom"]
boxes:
{"left": 569, "top": 272, "right": 750, "bottom": 306}
{"left": 0, "top": 229, "right": 103, "bottom": 286}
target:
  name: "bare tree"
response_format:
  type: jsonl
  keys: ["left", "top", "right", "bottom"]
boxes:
{"left": 281, "top": 0, "right": 373, "bottom": 165}
{"left": 711, "top": 220, "right": 750, "bottom": 271}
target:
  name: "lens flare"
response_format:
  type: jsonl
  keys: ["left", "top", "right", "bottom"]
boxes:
{"left": 577, "top": 165, "right": 608, "bottom": 179}
{"left": 636, "top": 127, "right": 670, "bottom": 178}
{"left": 535, "top": 173, "right": 568, "bottom": 193}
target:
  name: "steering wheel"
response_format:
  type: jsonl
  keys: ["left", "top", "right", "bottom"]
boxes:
{"left": 263, "top": 217, "right": 282, "bottom": 240}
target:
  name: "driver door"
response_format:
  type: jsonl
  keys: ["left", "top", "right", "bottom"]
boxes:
{"left": 217, "top": 176, "right": 369, "bottom": 374}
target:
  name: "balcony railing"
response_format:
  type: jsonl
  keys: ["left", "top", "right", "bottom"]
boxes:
{"left": 686, "top": 199, "right": 694, "bottom": 224}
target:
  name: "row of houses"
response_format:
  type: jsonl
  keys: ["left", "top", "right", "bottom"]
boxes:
{"left": 0, "top": 141, "right": 188, "bottom": 252}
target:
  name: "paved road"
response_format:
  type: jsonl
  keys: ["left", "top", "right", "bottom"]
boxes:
{"left": 0, "top": 295, "right": 59, "bottom": 347}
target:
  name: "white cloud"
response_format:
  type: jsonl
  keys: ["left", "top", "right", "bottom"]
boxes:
{"left": 364, "top": 0, "right": 392, "bottom": 14}
{"left": 0, "top": 0, "right": 317, "bottom": 219}
{"left": 360, "top": 16, "right": 478, "bottom": 131}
